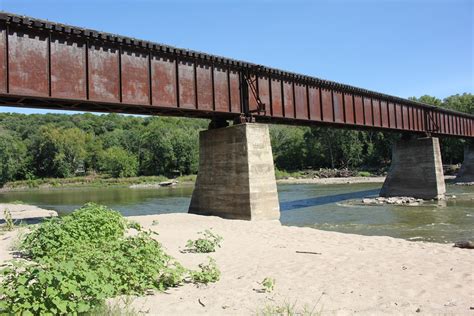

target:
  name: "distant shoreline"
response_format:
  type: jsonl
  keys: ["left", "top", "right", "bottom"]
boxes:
{"left": 277, "top": 176, "right": 385, "bottom": 185}
{"left": 1, "top": 173, "right": 462, "bottom": 193}
{"left": 0, "top": 174, "right": 388, "bottom": 193}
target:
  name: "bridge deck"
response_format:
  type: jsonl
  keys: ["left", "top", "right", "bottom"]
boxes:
{"left": 0, "top": 12, "right": 472, "bottom": 138}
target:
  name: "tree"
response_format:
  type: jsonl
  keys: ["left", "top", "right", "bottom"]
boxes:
{"left": 98, "top": 146, "right": 138, "bottom": 178}
{"left": 271, "top": 126, "right": 308, "bottom": 171}
{"left": 443, "top": 93, "right": 474, "bottom": 114}
{"left": 409, "top": 95, "right": 442, "bottom": 107}
{"left": 31, "top": 126, "right": 88, "bottom": 178}
{"left": 140, "top": 122, "right": 176, "bottom": 176}
{"left": 169, "top": 128, "right": 199, "bottom": 175}
{"left": 0, "top": 131, "right": 28, "bottom": 185}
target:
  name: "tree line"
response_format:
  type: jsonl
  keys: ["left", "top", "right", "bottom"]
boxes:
{"left": 0, "top": 93, "right": 472, "bottom": 185}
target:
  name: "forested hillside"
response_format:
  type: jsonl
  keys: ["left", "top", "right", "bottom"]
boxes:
{"left": 0, "top": 93, "right": 472, "bottom": 185}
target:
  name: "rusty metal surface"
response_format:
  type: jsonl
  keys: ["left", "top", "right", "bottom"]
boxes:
{"left": 196, "top": 64, "right": 212, "bottom": 111}
{"left": 121, "top": 49, "right": 149, "bottom": 105}
{"left": 0, "top": 12, "right": 472, "bottom": 138}
{"left": 8, "top": 26, "right": 49, "bottom": 96}
{"left": 50, "top": 37, "right": 87, "bottom": 100}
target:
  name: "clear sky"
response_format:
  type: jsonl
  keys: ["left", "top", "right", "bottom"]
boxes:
{"left": 0, "top": 0, "right": 472, "bottom": 114}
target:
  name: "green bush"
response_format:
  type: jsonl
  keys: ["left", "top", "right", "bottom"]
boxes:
{"left": 356, "top": 171, "right": 372, "bottom": 177}
{"left": 0, "top": 203, "right": 219, "bottom": 315}
{"left": 185, "top": 229, "right": 223, "bottom": 253}
{"left": 191, "top": 257, "right": 221, "bottom": 284}
{"left": 21, "top": 203, "right": 126, "bottom": 259}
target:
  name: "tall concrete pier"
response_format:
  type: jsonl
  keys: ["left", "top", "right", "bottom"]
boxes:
{"left": 455, "top": 143, "right": 474, "bottom": 183}
{"left": 380, "top": 137, "right": 446, "bottom": 200}
{"left": 189, "top": 123, "right": 280, "bottom": 220}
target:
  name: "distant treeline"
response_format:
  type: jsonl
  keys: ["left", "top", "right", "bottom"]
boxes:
{"left": 0, "top": 93, "right": 472, "bottom": 185}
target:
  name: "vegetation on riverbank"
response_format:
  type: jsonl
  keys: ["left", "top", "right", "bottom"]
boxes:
{"left": 0, "top": 168, "right": 382, "bottom": 192}
{"left": 0, "top": 93, "right": 472, "bottom": 187}
{"left": 0, "top": 203, "right": 220, "bottom": 314}
{"left": 0, "top": 174, "right": 197, "bottom": 191}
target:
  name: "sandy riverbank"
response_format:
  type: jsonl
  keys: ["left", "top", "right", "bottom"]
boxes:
{"left": 277, "top": 176, "right": 385, "bottom": 185}
{"left": 0, "top": 203, "right": 57, "bottom": 220}
{"left": 1, "top": 210, "right": 472, "bottom": 315}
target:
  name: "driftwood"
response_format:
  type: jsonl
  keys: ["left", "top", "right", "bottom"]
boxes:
{"left": 453, "top": 241, "right": 474, "bottom": 249}
{"left": 296, "top": 251, "right": 322, "bottom": 255}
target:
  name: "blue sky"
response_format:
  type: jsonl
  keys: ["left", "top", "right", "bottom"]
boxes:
{"left": 0, "top": 0, "right": 472, "bottom": 114}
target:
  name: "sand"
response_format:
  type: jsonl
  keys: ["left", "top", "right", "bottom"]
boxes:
{"left": 277, "top": 175, "right": 457, "bottom": 185}
{"left": 1, "top": 211, "right": 472, "bottom": 315}
{"left": 123, "top": 214, "right": 473, "bottom": 315}
{"left": 0, "top": 203, "right": 57, "bottom": 220}
{"left": 277, "top": 176, "right": 385, "bottom": 185}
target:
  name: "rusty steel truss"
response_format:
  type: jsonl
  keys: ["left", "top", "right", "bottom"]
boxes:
{"left": 0, "top": 12, "right": 472, "bottom": 138}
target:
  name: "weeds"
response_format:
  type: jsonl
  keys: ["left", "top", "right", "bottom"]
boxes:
{"left": 185, "top": 229, "right": 223, "bottom": 253}
{"left": 90, "top": 296, "right": 140, "bottom": 316}
{"left": 258, "top": 301, "right": 321, "bottom": 316}
{"left": 3, "top": 208, "right": 15, "bottom": 231}
{"left": 0, "top": 203, "right": 220, "bottom": 315}
{"left": 190, "top": 257, "right": 221, "bottom": 284}
{"left": 261, "top": 277, "right": 275, "bottom": 292}
{"left": 10, "top": 200, "right": 25, "bottom": 205}
{"left": 127, "top": 220, "right": 142, "bottom": 231}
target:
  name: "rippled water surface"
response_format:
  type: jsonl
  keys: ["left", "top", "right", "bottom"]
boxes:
{"left": 1, "top": 182, "right": 473, "bottom": 243}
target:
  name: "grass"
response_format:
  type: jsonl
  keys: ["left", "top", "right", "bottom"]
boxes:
{"left": 356, "top": 171, "right": 373, "bottom": 177}
{"left": 89, "top": 296, "right": 140, "bottom": 316}
{"left": 274, "top": 169, "right": 304, "bottom": 179}
{"left": 1, "top": 174, "right": 197, "bottom": 191}
{"left": 2, "top": 168, "right": 380, "bottom": 191}
{"left": 257, "top": 298, "right": 323, "bottom": 316}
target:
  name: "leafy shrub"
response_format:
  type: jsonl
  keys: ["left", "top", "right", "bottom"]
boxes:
{"left": 126, "top": 220, "right": 142, "bottom": 231}
{"left": 0, "top": 203, "right": 218, "bottom": 315}
{"left": 185, "top": 229, "right": 223, "bottom": 253}
{"left": 261, "top": 277, "right": 275, "bottom": 292}
{"left": 191, "top": 257, "right": 221, "bottom": 284}
{"left": 21, "top": 203, "right": 126, "bottom": 258}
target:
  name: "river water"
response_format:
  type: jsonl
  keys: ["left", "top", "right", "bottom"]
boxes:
{"left": 1, "top": 183, "right": 473, "bottom": 243}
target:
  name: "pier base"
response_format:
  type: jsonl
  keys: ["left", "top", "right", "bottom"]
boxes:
{"left": 189, "top": 123, "right": 280, "bottom": 220}
{"left": 455, "top": 144, "right": 474, "bottom": 183}
{"left": 380, "top": 137, "right": 446, "bottom": 200}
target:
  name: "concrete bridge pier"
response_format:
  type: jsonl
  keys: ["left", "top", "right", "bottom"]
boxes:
{"left": 455, "top": 143, "right": 474, "bottom": 183}
{"left": 189, "top": 122, "right": 280, "bottom": 220}
{"left": 380, "top": 136, "right": 446, "bottom": 200}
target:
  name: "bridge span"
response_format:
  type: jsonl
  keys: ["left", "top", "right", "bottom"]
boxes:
{"left": 0, "top": 12, "right": 473, "bottom": 220}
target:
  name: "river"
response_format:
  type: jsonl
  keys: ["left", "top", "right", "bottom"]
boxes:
{"left": 1, "top": 183, "right": 473, "bottom": 243}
